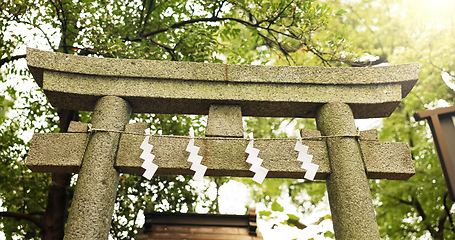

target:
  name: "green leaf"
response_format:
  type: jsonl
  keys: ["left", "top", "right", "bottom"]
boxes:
{"left": 259, "top": 210, "right": 272, "bottom": 217}
{"left": 324, "top": 230, "right": 335, "bottom": 238}
{"left": 336, "top": 9, "right": 347, "bottom": 16}
{"left": 271, "top": 200, "right": 284, "bottom": 212}
{"left": 286, "top": 213, "right": 300, "bottom": 221}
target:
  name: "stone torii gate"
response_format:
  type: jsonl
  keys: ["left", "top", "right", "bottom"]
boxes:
{"left": 25, "top": 48, "right": 418, "bottom": 239}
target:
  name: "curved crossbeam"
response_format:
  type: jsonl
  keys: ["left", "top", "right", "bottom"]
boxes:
{"left": 27, "top": 48, "right": 418, "bottom": 118}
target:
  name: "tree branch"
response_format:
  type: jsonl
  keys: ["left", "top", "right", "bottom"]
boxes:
{"left": 214, "top": 1, "right": 227, "bottom": 18}
{"left": 437, "top": 212, "right": 447, "bottom": 238}
{"left": 444, "top": 192, "right": 455, "bottom": 233}
{"left": 306, "top": 47, "right": 332, "bottom": 67}
{"left": 412, "top": 197, "right": 427, "bottom": 220}
{"left": 0, "top": 211, "right": 45, "bottom": 230}
{"left": 140, "top": 0, "right": 162, "bottom": 35}
{"left": 410, "top": 197, "right": 442, "bottom": 238}
{"left": 270, "top": 0, "right": 294, "bottom": 24}
{"left": 267, "top": 31, "right": 295, "bottom": 65}
{"left": 148, "top": 38, "right": 177, "bottom": 61}
{"left": 16, "top": 19, "right": 57, "bottom": 51}
{"left": 122, "top": 11, "right": 336, "bottom": 65}
{"left": 128, "top": 15, "right": 297, "bottom": 41}
{"left": 0, "top": 54, "right": 26, "bottom": 68}
{"left": 137, "top": 17, "right": 256, "bottom": 39}
{"left": 397, "top": 198, "right": 413, "bottom": 205}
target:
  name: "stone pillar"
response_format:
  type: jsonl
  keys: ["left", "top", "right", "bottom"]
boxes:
{"left": 64, "top": 96, "right": 132, "bottom": 240}
{"left": 316, "top": 102, "right": 380, "bottom": 239}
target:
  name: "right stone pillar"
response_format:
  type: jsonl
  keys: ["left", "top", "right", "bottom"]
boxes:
{"left": 316, "top": 102, "right": 380, "bottom": 239}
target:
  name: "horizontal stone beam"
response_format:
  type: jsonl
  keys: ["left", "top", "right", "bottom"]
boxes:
{"left": 26, "top": 123, "right": 415, "bottom": 180}
{"left": 26, "top": 132, "right": 88, "bottom": 174}
{"left": 27, "top": 48, "right": 418, "bottom": 118}
{"left": 360, "top": 141, "right": 414, "bottom": 180}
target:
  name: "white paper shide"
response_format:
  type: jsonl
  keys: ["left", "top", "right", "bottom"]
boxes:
{"left": 245, "top": 133, "right": 269, "bottom": 184}
{"left": 185, "top": 130, "right": 207, "bottom": 181}
{"left": 295, "top": 130, "right": 319, "bottom": 180}
{"left": 140, "top": 128, "right": 158, "bottom": 180}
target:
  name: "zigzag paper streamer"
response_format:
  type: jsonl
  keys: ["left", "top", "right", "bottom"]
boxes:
{"left": 186, "top": 130, "right": 207, "bottom": 181}
{"left": 140, "top": 128, "right": 158, "bottom": 180}
{"left": 295, "top": 130, "right": 319, "bottom": 180}
{"left": 245, "top": 133, "right": 269, "bottom": 184}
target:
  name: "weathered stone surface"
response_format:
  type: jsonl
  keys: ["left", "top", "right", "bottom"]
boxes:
{"left": 316, "top": 102, "right": 380, "bottom": 239}
{"left": 117, "top": 124, "right": 330, "bottom": 179}
{"left": 26, "top": 133, "right": 87, "bottom": 173}
{"left": 64, "top": 96, "right": 131, "bottom": 240}
{"left": 299, "top": 128, "right": 322, "bottom": 138}
{"left": 119, "top": 136, "right": 330, "bottom": 178}
{"left": 362, "top": 141, "right": 414, "bottom": 180}
{"left": 227, "top": 63, "right": 417, "bottom": 96}
{"left": 357, "top": 129, "right": 414, "bottom": 180}
{"left": 124, "top": 121, "right": 148, "bottom": 133}
{"left": 27, "top": 48, "right": 226, "bottom": 87}
{"left": 68, "top": 121, "right": 90, "bottom": 132}
{"left": 26, "top": 123, "right": 414, "bottom": 180}
{"left": 27, "top": 48, "right": 418, "bottom": 118}
{"left": 206, "top": 104, "right": 243, "bottom": 137}
{"left": 359, "top": 129, "right": 378, "bottom": 140}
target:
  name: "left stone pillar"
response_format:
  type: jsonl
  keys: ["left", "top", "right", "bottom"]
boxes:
{"left": 64, "top": 96, "right": 132, "bottom": 240}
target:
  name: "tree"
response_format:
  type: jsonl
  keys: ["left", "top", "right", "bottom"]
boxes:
{"left": 0, "top": 0, "right": 355, "bottom": 239}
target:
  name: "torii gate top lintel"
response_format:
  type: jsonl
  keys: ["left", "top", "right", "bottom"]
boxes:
{"left": 27, "top": 48, "right": 418, "bottom": 118}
